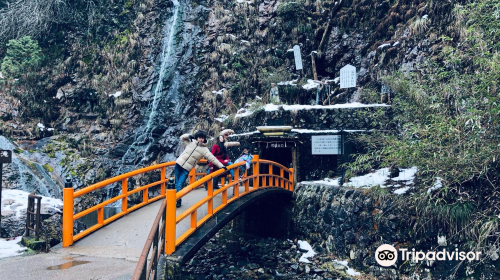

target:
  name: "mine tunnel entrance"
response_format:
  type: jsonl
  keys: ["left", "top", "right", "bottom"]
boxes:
{"left": 260, "top": 143, "right": 293, "bottom": 170}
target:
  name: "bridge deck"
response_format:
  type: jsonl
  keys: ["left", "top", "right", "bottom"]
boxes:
{"left": 0, "top": 186, "right": 243, "bottom": 279}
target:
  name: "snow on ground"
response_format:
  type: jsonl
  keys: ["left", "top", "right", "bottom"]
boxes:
{"left": 109, "top": 91, "right": 122, "bottom": 98}
{"left": 291, "top": 129, "right": 366, "bottom": 134}
{"left": 36, "top": 123, "right": 54, "bottom": 132}
{"left": 1, "top": 189, "right": 63, "bottom": 218}
{"left": 394, "top": 186, "right": 411, "bottom": 195}
{"left": 427, "top": 177, "right": 443, "bottom": 194}
{"left": 300, "top": 167, "right": 418, "bottom": 193}
{"left": 391, "top": 166, "right": 418, "bottom": 182}
{"left": 0, "top": 236, "right": 27, "bottom": 259}
{"left": 264, "top": 103, "right": 390, "bottom": 112}
{"left": 378, "top": 43, "right": 391, "bottom": 49}
{"left": 228, "top": 130, "right": 260, "bottom": 137}
{"left": 214, "top": 115, "right": 228, "bottom": 122}
{"left": 333, "top": 259, "right": 361, "bottom": 276}
{"left": 235, "top": 108, "right": 254, "bottom": 118}
{"left": 297, "top": 240, "right": 316, "bottom": 263}
{"left": 302, "top": 79, "right": 321, "bottom": 90}
{"left": 345, "top": 168, "right": 390, "bottom": 188}
{"left": 277, "top": 79, "right": 298, "bottom": 86}
{"left": 212, "top": 89, "right": 226, "bottom": 95}
{"left": 256, "top": 126, "right": 293, "bottom": 129}
{"left": 235, "top": 102, "right": 389, "bottom": 119}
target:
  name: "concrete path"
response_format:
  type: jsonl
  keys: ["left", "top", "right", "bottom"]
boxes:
{"left": 0, "top": 184, "right": 245, "bottom": 279}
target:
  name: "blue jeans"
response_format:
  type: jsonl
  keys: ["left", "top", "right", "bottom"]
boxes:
{"left": 174, "top": 164, "right": 190, "bottom": 192}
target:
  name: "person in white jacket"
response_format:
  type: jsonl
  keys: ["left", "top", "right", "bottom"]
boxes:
{"left": 175, "top": 130, "right": 226, "bottom": 207}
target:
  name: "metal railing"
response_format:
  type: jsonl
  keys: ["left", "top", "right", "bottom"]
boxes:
{"left": 62, "top": 160, "right": 209, "bottom": 247}
{"left": 26, "top": 192, "right": 42, "bottom": 241}
{"left": 132, "top": 197, "right": 167, "bottom": 280}
{"left": 132, "top": 155, "right": 294, "bottom": 280}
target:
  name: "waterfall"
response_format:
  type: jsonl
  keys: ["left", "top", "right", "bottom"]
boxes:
{"left": 120, "top": 0, "right": 181, "bottom": 166}
{"left": 109, "top": 0, "right": 183, "bottom": 201}
{"left": 145, "top": 0, "right": 181, "bottom": 132}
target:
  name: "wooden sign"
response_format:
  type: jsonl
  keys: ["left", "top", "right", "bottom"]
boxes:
{"left": 293, "top": 45, "right": 303, "bottom": 70}
{"left": 0, "top": 150, "right": 12, "bottom": 164}
{"left": 340, "top": 64, "right": 356, "bottom": 88}
{"left": 311, "top": 136, "right": 341, "bottom": 155}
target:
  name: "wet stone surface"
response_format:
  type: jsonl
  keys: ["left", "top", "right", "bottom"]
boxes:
{"left": 180, "top": 223, "right": 375, "bottom": 280}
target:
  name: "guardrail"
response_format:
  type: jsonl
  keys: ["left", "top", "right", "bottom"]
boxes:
{"left": 132, "top": 154, "right": 294, "bottom": 280}
{"left": 26, "top": 192, "right": 42, "bottom": 241}
{"left": 132, "top": 198, "right": 167, "bottom": 280}
{"left": 62, "top": 159, "right": 211, "bottom": 247}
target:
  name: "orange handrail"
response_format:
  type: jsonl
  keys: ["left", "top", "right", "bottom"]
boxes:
{"left": 63, "top": 161, "right": 176, "bottom": 247}
{"left": 164, "top": 155, "right": 294, "bottom": 254}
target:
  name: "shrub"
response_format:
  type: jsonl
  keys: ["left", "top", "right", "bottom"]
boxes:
{"left": 1, "top": 36, "right": 41, "bottom": 78}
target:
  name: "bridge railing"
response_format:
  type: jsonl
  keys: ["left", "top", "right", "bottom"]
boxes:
{"left": 62, "top": 159, "right": 212, "bottom": 247}
{"left": 164, "top": 154, "right": 294, "bottom": 254}
{"left": 133, "top": 154, "right": 294, "bottom": 280}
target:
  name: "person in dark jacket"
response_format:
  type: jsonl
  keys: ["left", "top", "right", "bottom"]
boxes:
{"left": 208, "top": 135, "right": 233, "bottom": 188}
{"left": 175, "top": 130, "right": 226, "bottom": 207}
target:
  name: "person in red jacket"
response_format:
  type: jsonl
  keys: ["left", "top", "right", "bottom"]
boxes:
{"left": 208, "top": 135, "right": 232, "bottom": 188}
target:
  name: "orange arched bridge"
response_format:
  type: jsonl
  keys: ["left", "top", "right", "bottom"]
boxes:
{"left": 60, "top": 154, "right": 294, "bottom": 280}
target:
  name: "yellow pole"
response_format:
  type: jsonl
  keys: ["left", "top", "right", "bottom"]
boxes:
{"left": 160, "top": 167, "right": 166, "bottom": 196}
{"left": 280, "top": 168, "right": 284, "bottom": 188}
{"left": 122, "top": 179, "right": 128, "bottom": 213}
{"left": 165, "top": 187, "right": 177, "bottom": 254}
{"left": 188, "top": 168, "right": 196, "bottom": 185}
{"left": 62, "top": 186, "right": 74, "bottom": 247}
{"left": 289, "top": 168, "right": 294, "bottom": 191}
{"left": 252, "top": 154, "right": 259, "bottom": 189}
{"left": 233, "top": 167, "right": 239, "bottom": 198}
{"left": 207, "top": 179, "right": 213, "bottom": 215}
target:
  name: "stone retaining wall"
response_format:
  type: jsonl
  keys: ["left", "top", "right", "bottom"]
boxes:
{"left": 291, "top": 183, "right": 499, "bottom": 279}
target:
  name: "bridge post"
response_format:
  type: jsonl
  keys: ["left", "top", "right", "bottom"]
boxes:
{"left": 165, "top": 178, "right": 176, "bottom": 254}
{"left": 289, "top": 163, "right": 294, "bottom": 191}
{"left": 62, "top": 178, "right": 74, "bottom": 247}
{"left": 188, "top": 168, "right": 196, "bottom": 185}
{"left": 252, "top": 148, "right": 260, "bottom": 189}
{"left": 161, "top": 167, "right": 166, "bottom": 196}
{"left": 233, "top": 167, "right": 239, "bottom": 198}
{"left": 122, "top": 179, "right": 128, "bottom": 213}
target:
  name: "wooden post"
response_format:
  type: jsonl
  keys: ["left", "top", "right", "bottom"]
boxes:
{"left": 252, "top": 153, "right": 260, "bottom": 189}
{"left": 122, "top": 179, "right": 128, "bottom": 213}
{"left": 165, "top": 179, "right": 176, "bottom": 254}
{"left": 188, "top": 168, "right": 196, "bottom": 185}
{"left": 311, "top": 52, "right": 318, "bottom": 81}
{"left": 161, "top": 167, "right": 166, "bottom": 196}
{"left": 62, "top": 178, "right": 74, "bottom": 247}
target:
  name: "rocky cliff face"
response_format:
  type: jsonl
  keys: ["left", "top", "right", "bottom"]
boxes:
{"left": 293, "top": 183, "right": 499, "bottom": 279}
{"left": 0, "top": 0, "right": 466, "bottom": 187}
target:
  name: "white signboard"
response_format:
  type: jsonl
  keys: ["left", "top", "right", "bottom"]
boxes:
{"left": 293, "top": 45, "right": 303, "bottom": 70}
{"left": 311, "top": 135, "right": 341, "bottom": 155}
{"left": 340, "top": 64, "right": 356, "bottom": 88}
